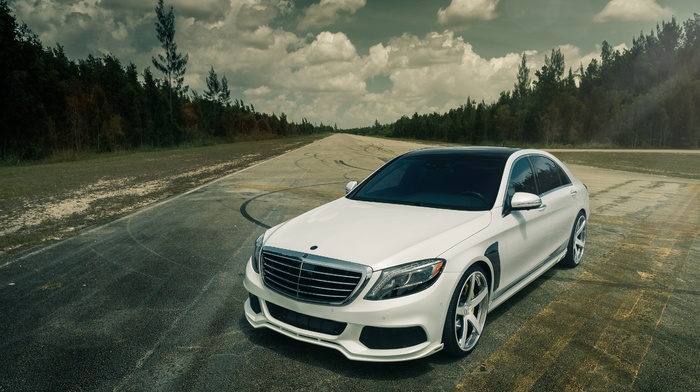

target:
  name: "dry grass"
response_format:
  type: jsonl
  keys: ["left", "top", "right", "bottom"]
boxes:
{"left": 0, "top": 136, "right": 325, "bottom": 257}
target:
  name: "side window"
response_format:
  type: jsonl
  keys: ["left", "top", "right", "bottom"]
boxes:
{"left": 557, "top": 164, "right": 572, "bottom": 186}
{"left": 531, "top": 156, "right": 564, "bottom": 195}
{"left": 508, "top": 158, "right": 537, "bottom": 197}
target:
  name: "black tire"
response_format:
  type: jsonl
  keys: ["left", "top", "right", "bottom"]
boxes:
{"left": 442, "top": 265, "right": 490, "bottom": 357}
{"left": 560, "top": 211, "right": 587, "bottom": 268}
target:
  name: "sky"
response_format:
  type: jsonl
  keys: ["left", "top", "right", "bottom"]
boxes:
{"left": 7, "top": 0, "right": 698, "bottom": 128}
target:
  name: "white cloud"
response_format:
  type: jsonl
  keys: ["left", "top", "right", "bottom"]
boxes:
{"left": 290, "top": 31, "right": 358, "bottom": 65}
{"left": 183, "top": 25, "right": 301, "bottom": 93}
{"left": 361, "top": 43, "right": 390, "bottom": 79}
{"left": 238, "top": 26, "right": 277, "bottom": 49}
{"left": 169, "top": 0, "right": 231, "bottom": 23}
{"left": 437, "top": 0, "right": 499, "bottom": 27}
{"left": 297, "top": 0, "right": 366, "bottom": 31}
{"left": 9, "top": 0, "right": 151, "bottom": 60}
{"left": 593, "top": 0, "right": 674, "bottom": 23}
{"left": 235, "top": 0, "right": 291, "bottom": 30}
{"left": 386, "top": 31, "right": 466, "bottom": 68}
{"left": 379, "top": 31, "right": 520, "bottom": 101}
{"left": 244, "top": 86, "right": 272, "bottom": 98}
{"left": 237, "top": 29, "right": 531, "bottom": 127}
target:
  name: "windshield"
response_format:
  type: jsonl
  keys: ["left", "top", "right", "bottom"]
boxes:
{"left": 348, "top": 153, "right": 506, "bottom": 211}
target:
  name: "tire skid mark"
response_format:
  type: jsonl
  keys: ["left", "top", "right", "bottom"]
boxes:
{"left": 334, "top": 159, "right": 373, "bottom": 171}
{"left": 455, "top": 183, "right": 700, "bottom": 391}
{"left": 364, "top": 142, "right": 395, "bottom": 157}
{"left": 238, "top": 181, "right": 347, "bottom": 229}
{"left": 293, "top": 155, "right": 312, "bottom": 171}
{"left": 239, "top": 193, "right": 272, "bottom": 229}
{"left": 336, "top": 136, "right": 400, "bottom": 164}
{"left": 343, "top": 171, "right": 367, "bottom": 181}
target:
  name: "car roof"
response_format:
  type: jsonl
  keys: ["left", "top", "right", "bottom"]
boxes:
{"left": 401, "top": 146, "right": 521, "bottom": 160}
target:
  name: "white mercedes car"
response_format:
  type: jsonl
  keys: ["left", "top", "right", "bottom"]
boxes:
{"left": 243, "top": 147, "right": 589, "bottom": 362}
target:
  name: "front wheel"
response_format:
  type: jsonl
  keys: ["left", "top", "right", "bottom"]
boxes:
{"left": 442, "top": 265, "right": 490, "bottom": 357}
{"left": 560, "top": 211, "right": 587, "bottom": 268}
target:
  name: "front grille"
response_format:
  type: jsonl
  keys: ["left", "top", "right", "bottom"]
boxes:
{"left": 261, "top": 247, "right": 372, "bottom": 306}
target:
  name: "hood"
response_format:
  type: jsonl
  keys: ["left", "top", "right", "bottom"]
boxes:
{"left": 263, "top": 197, "right": 491, "bottom": 270}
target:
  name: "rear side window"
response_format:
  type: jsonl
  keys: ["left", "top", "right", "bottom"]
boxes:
{"left": 557, "top": 163, "right": 572, "bottom": 186}
{"left": 531, "top": 156, "right": 569, "bottom": 194}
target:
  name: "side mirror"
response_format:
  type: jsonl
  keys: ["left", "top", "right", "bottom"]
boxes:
{"left": 510, "top": 192, "right": 542, "bottom": 210}
{"left": 345, "top": 181, "right": 358, "bottom": 194}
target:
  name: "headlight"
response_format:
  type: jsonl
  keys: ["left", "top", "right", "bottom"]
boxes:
{"left": 251, "top": 234, "right": 264, "bottom": 274}
{"left": 364, "top": 259, "right": 446, "bottom": 300}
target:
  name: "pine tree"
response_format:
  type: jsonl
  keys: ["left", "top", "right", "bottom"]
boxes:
{"left": 152, "top": 0, "right": 188, "bottom": 95}
{"left": 204, "top": 66, "right": 220, "bottom": 102}
{"left": 220, "top": 75, "right": 231, "bottom": 105}
{"left": 204, "top": 66, "right": 231, "bottom": 105}
{"left": 513, "top": 53, "right": 531, "bottom": 100}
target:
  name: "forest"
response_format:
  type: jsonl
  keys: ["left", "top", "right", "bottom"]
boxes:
{"left": 1, "top": 1, "right": 699, "bottom": 163}
{"left": 0, "top": 1, "right": 332, "bottom": 162}
{"left": 350, "top": 15, "right": 700, "bottom": 149}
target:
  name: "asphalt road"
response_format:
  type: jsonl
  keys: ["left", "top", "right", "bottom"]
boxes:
{"left": 1, "top": 134, "right": 698, "bottom": 391}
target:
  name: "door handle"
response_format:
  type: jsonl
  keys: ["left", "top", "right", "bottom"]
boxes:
{"left": 570, "top": 190, "right": 578, "bottom": 197}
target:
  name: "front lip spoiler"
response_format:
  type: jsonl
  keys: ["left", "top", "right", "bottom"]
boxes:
{"left": 243, "top": 297, "right": 444, "bottom": 362}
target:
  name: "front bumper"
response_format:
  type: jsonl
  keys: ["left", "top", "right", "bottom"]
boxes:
{"left": 243, "top": 258, "right": 457, "bottom": 362}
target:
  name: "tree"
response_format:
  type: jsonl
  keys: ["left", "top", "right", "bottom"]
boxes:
{"left": 534, "top": 48, "right": 565, "bottom": 94}
{"left": 220, "top": 75, "right": 231, "bottom": 105}
{"left": 204, "top": 66, "right": 220, "bottom": 101}
{"left": 513, "top": 53, "right": 531, "bottom": 100}
{"left": 533, "top": 48, "right": 566, "bottom": 141}
{"left": 142, "top": 67, "right": 170, "bottom": 146}
{"left": 152, "top": 0, "right": 188, "bottom": 96}
{"left": 0, "top": 0, "right": 54, "bottom": 159}
{"left": 204, "top": 66, "right": 231, "bottom": 105}
{"left": 601, "top": 40, "right": 614, "bottom": 69}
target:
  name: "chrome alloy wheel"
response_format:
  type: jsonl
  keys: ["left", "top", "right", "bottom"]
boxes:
{"left": 572, "top": 214, "right": 587, "bottom": 264}
{"left": 453, "top": 269, "right": 489, "bottom": 352}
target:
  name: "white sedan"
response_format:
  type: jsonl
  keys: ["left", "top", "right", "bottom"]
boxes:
{"left": 243, "top": 147, "right": 589, "bottom": 362}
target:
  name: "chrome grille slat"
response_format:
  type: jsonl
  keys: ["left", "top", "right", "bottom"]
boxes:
{"left": 295, "top": 292, "right": 346, "bottom": 300}
{"left": 264, "top": 264, "right": 300, "bottom": 279}
{"left": 297, "top": 283, "right": 354, "bottom": 294}
{"left": 263, "top": 270, "right": 299, "bottom": 287}
{"left": 261, "top": 248, "right": 372, "bottom": 306}
{"left": 298, "top": 279, "right": 356, "bottom": 289}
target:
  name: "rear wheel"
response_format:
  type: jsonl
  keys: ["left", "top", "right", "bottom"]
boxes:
{"left": 560, "top": 211, "right": 587, "bottom": 268}
{"left": 442, "top": 265, "right": 489, "bottom": 357}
